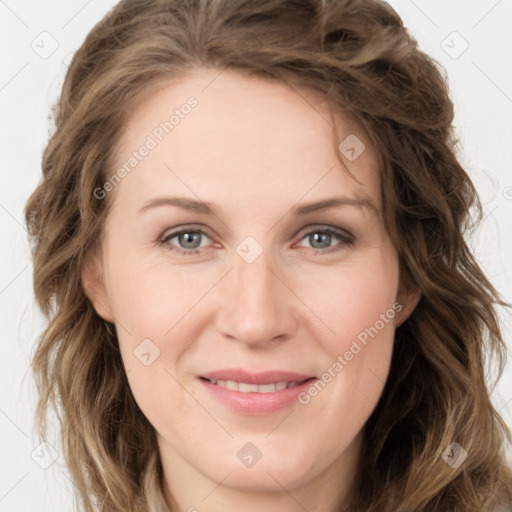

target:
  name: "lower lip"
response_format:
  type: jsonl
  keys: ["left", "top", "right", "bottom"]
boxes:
{"left": 199, "top": 378, "right": 317, "bottom": 416}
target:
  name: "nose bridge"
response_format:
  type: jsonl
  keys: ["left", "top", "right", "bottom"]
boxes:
{"left": 234, "top": 250, "right": 276, "bottom": 310}
{"left": 215, "top": 242, "right": 297, "bottom": 345}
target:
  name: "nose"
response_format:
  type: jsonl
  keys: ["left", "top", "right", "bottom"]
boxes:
{"left": 214, "top": 247, "right": 299, "bottom": 348}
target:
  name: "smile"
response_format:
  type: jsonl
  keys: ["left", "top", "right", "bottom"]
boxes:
{"left": 198, "top": 370, "right": 318, "bottom": 415}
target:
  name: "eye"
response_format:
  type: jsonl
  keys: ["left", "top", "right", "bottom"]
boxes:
{"left": 158, "top": 227, "right": 213, "bottom": 256}
{"left": 296, "top": 226, "right": 355, "bottom": 254}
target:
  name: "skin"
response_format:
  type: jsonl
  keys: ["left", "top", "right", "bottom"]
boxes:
{"left": 83, "top": 67, "right": 419, "bottom": 512}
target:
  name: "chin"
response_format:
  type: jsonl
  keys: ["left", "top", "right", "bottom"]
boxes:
{"left": 200, "top": 446, "right": 317, "bottom": 492}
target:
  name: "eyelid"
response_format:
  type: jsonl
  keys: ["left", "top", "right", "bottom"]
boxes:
{"left": 159, "top": 224, "right": 213, "bottom": 242}
{"left": 294, "top": 223, "right": 354, "bottom": 241}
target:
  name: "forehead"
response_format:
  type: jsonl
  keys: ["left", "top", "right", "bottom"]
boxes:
{"left": 110, "top": 67, "right": 380, "bottom": 214}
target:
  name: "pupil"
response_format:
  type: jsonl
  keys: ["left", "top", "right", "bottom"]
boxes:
{"left": 180, "top": 232, "right": 200, "bottom": 249}
{"left": 311, "top": 232, "right": 330, "bottom": 249}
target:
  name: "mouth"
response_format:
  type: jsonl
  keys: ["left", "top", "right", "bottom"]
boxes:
{"left": 198, "top": 369, "right": 318, "bottom": 415}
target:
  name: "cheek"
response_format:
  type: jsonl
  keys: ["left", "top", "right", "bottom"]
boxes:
{"left": 104, "top": 248, "right": 212, "bottom": 338}
{"left": 295, "top": 252, "right": 400, "bottom": 354}
{"left": 106, "top": 257, "right": 202, "bottom": 435}
{"left": 102, "top": 249, "right": 217, "bottom": 413}
{"left": 294, "top": 251, "right": 399, "bottom": 417}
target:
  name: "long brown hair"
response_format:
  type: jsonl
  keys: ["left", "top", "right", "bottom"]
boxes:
{"left": 25, "top": 0, "right": 512, "bottom": 510}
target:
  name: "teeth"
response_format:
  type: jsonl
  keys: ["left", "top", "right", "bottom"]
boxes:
{"left": 209, "top": 379, "right": 303, "bottom": 393}
{"left": 225, "top": 380, "right": 238, "bottom": 391}
{"left": 239, "top": 382, "right": 259, "bottom": 392}
{"left": 275, "top": 381, "right": 288, "bottom": 391}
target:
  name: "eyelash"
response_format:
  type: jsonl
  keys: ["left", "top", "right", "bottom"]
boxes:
{"left": 157, "top": 225, "right": 355, "bottom": 257}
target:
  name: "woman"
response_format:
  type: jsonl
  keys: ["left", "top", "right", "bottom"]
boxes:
{"left": 24, "top": 0, "right": 512, "bottom": 510}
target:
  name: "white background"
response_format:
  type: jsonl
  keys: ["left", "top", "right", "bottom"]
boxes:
{"left": 1, "top": 1, "right": 511, "bottom": 510}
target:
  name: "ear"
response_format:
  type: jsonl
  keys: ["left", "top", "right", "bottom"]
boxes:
{"left": 394, "top": 279, "right": 421, "bottom": 327}
{"left": 81, "top": 245, "right": 114, "bottom": 323}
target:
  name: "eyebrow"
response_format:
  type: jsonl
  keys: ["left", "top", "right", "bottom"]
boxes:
{"left": 138, "top": 194, "right": 378, "bottom": 216}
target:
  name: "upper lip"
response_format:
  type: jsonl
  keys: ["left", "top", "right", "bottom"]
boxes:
{"left": 200, "top": 368, "right": 316, "bottom": 385}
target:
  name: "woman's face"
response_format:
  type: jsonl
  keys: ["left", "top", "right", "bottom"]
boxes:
{"left": 84, "top": 68, "right": 417, "bottom": 506}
